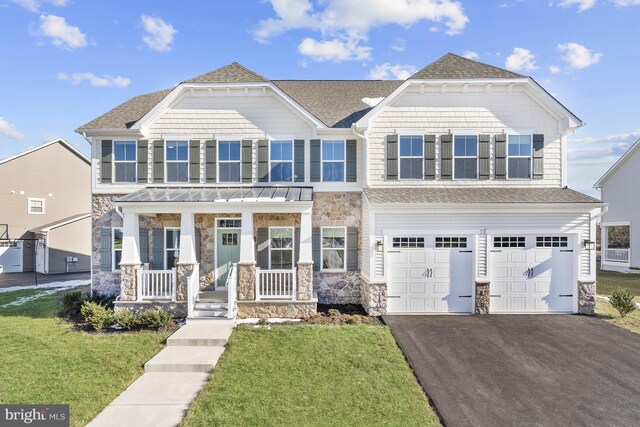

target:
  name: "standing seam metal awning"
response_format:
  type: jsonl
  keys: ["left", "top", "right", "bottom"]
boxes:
{"left": 116, "top": 186, "right": 314, "bottom": 203}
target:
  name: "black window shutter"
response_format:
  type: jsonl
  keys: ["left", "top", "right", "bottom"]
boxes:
{"left": 533, "top": 134, "right": 544, "bottom": 180}
{"left": 101, "top": 140, "right": 112, "bottom": 183}
{"left": 151, "top": 228, "right": 164, "bottom": 270}
{"left": 294, "top": 139, "right": 305, "bottom": 182}
{"left": 312, "top": 227, "right": 321, "bottom": 271}
{"left": 310, "top": 139, "right": 321, "bottom": 182}
{"left": 346, "top": 139, "right": 357, "bottom": 182}
{"left": 386, "top": 134, "right": 398, "bottom": 180}
{"left": 257, "top": 139, "right": 269, "bottom": 182}
{"left": 479, "top": 135, "right": 491, "bottom": 180}
{"left": 242, "top": 139, "right": 253, "bottom": 183}
{"left": 189, "top": 140, "right": 200, "bottom": 183}
{"left": 205, "top": 140, "right": 217, "bottom": 183}
{"left": 440, "top": 134, "right": 453, "bottom": 180}
{"left": 139, "top": 227, "right": 148, "bottom": 264}
{"left": 424, "top": 135, "right": 436, "bottom": 180}
{"left": 137, "top": 140, "right": 148, "bottom": 184}
{"left": 495, "top": 134, "right": 507, "bottom": 180}
{"left": 347, "top": 227, "right": 359, "bottom": 270}
{"left": 100, "top": 227, "right": 112, "bottom": 271}
{"left": 153, "top": 140, "right": 164, "bottom": 183}
{"left": 256, "top": 228, "right": 269, "bottom": 269}
{"left": 195, "top": 227, "right": 201, "bottom": 263}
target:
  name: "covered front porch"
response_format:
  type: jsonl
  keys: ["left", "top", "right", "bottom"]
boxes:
{"left": 113, "top": 187, "right": 317, "bottom": 319}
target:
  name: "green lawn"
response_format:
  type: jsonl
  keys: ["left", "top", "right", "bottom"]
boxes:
{"left": 596, "top": 268, "right": 640, "bottom": 301}
{"left": 596, "top": 299, "right": 640, "bottom": 334}
{"left": 0, "top": 286, "right": 171, "bottom": 427}
{"left": 182, "top": 325, "right": 441, "bottom": 427}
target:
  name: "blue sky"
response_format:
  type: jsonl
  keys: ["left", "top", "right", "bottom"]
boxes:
{"left": 0, "top": 0, "right": 638, "bottom": 195}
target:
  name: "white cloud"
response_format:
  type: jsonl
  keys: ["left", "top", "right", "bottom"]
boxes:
{"left": 255, "top": 0, "right": 469, "bottom": 61}
{"left": 298, "top": 37, "right": 371, "bottom": 62}
{"left": 35, "top": 14, "right": 87, "bottom": 49}
{"left": 141, "top": 15, "right": 176, "bottom": 52}
{"left": 0, "top": 117, "right": 26, "bottom": 141}
{"left": 462, "top": 50, "right": 479, "bottom": 60}
{"left": 557, "top": 42, "right": 602, "bottom": 69}
{"left": 57, "top": 72, "right": 131, "bottom": 88}
{"left": 549, "top": 65, "right": 562, "bottom": 74}
{"left": 11, "top": 0, "right": 68, "bottom": 12}
{"left": 368, "top": 63, "right": 417, "bottom": 80}
{"left": 568, "top": 130, "right": 640, "bottom": 165}
{"left": 505, "top": 47, "right": 537, "bottom": 71}
{"left": 614, "top": 0, "right": 640, "bottom": 5}
{"left": 390, "top": 38, "right": 406, "bottom": 52}
{"left": 554, "top": 0, "right": 596, "bottom": 12}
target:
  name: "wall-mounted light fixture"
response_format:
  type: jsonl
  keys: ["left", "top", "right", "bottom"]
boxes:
{"left": 583, "top": 240, "right": 596, "bottom": 251}
{"left": 376, "top": 240, "right": 384, "bottom": 253}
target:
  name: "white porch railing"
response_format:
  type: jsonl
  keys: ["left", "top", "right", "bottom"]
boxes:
{"left": 226, "top": 263, "right": 238, "bottom": 319}
{"left": 186, "top": 264, "right": 200, "bottom": 318}
{"left": 604, "top": 248, "right": 630, "bottom": 263}
{"left": 137, "top": 268, "right": 177, "bottom": 300}
{"left": 256, "top": 268, "right": 296, "bottom": 300}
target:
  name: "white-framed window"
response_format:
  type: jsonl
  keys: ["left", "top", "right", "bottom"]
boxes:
{"left": 270, "top": 140, "right": 293, "bottom": 182}
{"left": 165, "top": 228, "right": 180, "bottom": 269}
{"left": 27, "top": 198, "right": 45, "bottom": 215}
{"left": 399, "top": 135, "right": 423, "bottom": 179}
{"left": 166, "top": 140, "right": 189, "bottom": 182}
{"left": 507, "top": 135, "right": 532, "bottom": 179}
{"left": 218, "top": 140, "right": 241, "bottom": 183}
{"left": 322, "top": 140, "right": 345, "bottom": 182}
{"left": 113, "top": 140, "right": 137, "bottom": 183}
{"left": 453, "top": 135, "right": 478, "bottom": 179}
{"left": 217, "top": 219, "right": 241, "bottom": 228}
{"left": 269, "top": 227, "right": 294, "bottom": 269}
{"left": 321, "top": 227, "right": 346, "bottom": 271}
{"left": 112, "top": 227, "right": 123, "bottom": 271}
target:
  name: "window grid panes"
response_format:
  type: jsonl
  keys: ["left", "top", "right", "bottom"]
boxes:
{"left": 217, "top": 219, "right": 241, "bottom": 228}
{"left": 166, "top": 141, "right": 189, "bottom": 182}
{"left": 435, "top": 237, "right": 468, "bottom": 248}
{"left": 508, "top": 135, "right": 532, "bottom": 179}
{"left": 270, "top": 140, "right": 293, "bottom": 182}
{"left": 399, "top": 135, "right": 424, "bottom": 179}
{"left": 494, "top": 236, "right": 526, "bottom": 248}
{"left": 270, "top": 228, "right": 294, "bottom": 269}
{"left": 165, "top": 229, "right": 180, "bottom": 269}
{"left": 218, "top": 141, "right": 241, "bottom": 183}
{"left": 113, "top": 228, "right": 123, "bottom": 271}
{"left": 322, "top": 227, "right": 345, "bottom": 270}
{"left": 454, "top": 135, "right": 478, "bottom": 179}
{"left": 0, "top": 241, "right": 18, "bottom": 248}
{"left": 392, "top": 237, "right": 425, "bottom": 249}
{"left": 28, "top": 199, "right": 44, "bottom": 214}
{"left": 222, "top": 233, "right": 238, "bottom": 246}
{"left": 322, "top": 140, "right": 345, "bottom": 182}
{"left": 536, "top": 236, "right": 568, "bottom": 248}
{"left": 114, "top": 141, "right": 137, "bottom": 183}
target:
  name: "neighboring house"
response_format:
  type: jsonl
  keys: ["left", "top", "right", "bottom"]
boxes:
{"left": 76, "top": 53, "right": 603, "bottom": 321}
{"left": 594, "top": 138, "right": 640, "bottom": 272}
{"left": 0, "top": 138, "right": 91, "bottom": 274}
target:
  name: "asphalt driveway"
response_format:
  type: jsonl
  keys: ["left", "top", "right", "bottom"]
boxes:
{"left": 384, "top": 315, "right": 640, "bottom": 427}
{"left": 0, "top": 271, "right": 90, "bottom": 288}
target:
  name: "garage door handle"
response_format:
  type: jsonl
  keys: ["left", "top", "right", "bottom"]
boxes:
{"left": 459, "top": 295, "right": 472, "bottom": 298}
{"left": 560, "top": 250, "right": 573, "bottom": 253}
{"left": 459, "top": 250, "right": 473, "bottom": 253}
{"left": 490, "top": 294, "right": 501, "bottom": 297}
{"left": 490, "top": 250, "right": 502, "bottom": 253}
{"left": 559, "top": 294, "right": 573, "bottom": 297}
{"left": 387, "top": 250, "right": 401, "bottom": 253}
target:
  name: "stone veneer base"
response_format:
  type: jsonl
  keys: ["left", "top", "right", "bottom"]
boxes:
{"left": 114, "top": 301, "right": 187, "bottom": 318}
{"left": 237, "top": 300, "right": 318, "bottom": 319}
{"left": 475, "top": 279, "right": 490, "bottom": 315}
{"left": 578, "top": 280, "right": 596, "bottom": 315}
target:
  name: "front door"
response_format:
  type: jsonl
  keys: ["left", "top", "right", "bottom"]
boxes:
{"left": 216, "top": 229, "right": 241, "bottom": 288}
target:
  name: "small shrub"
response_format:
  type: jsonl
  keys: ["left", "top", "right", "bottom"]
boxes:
{"left": 59, "top": 290, "right": 85, "bottom": 319}
{"left": 610, "top": 288, "right": 636, "bottom": 318}
{"left": 114, "top": 309, "right": 137, "bottom": 330}
{"left": 139, "top": 308, "right": 173, "bottom": 330}
{"left": 80, "top": 301, "right": 115, "bottom": 331}
{"left": 88, "top": 292, "right": 116, "bottom": 309}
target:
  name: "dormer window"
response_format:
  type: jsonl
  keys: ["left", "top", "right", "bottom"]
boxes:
{"left": 166, "top": 141, "right": 189, "bottom": 182}
{"left": 454, "top": 135, "right": 478, "bottom": 179}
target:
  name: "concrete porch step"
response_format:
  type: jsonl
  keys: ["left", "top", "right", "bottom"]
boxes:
{"left": 167, "top": 324, "right": 233, "bottom": 347}
{"left": 186, "top": 317, "right": 235, "bottom": 325}
{"left": 192, "top": 309, "right": 228, "bottom": 318}
{"left": 145, "top": 345, "right": 225, "bottom": 373}
{"left": 195, "top": 302, "right": 228, "bottom": 310}
{"left": 198, "top": 290, "right": 228, "bottom": 303}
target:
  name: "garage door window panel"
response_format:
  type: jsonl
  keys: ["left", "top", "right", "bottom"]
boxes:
{"left": 536, "top": 236, "right": 568, "bottom": 248}
{"left": 494, "top": 236, "right": 525, "bottom": 248}
{"left": 454, "top": 136, "right": 478, "bottom": 179}
{"left": 436, "top": 237, "right": 468, "bottom": 248}
{"left": 392, "top": 237, "right": 425, "bottom": 249}
{"left": 399, "top": 135, "right": 424, "bottom": 179}
{"left": 322, "top": 227, "right": 345, "bottom": 271}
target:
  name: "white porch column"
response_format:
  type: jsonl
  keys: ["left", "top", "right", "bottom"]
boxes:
{"left": 299, "top": 209, "right": 313, "bottom": 262}
{"left": 240, "top": 211, "right": 255, "bottom": 262}
{"left": 121, "top": 211, "right": 141, "bottom": 265}
{"left": 178, "top": 211, "right": 197, "bottom": 264}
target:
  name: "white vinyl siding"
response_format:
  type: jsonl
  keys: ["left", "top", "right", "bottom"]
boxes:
{"left": 27, "top": 198, "right": 45, "bottom": 215}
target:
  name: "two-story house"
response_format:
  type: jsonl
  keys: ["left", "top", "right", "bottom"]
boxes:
{"left": 76, "top": 54, "right": 602, "bottom": 321}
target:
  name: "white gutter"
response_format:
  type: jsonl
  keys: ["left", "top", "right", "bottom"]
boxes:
{"left": 81, "top": 132, "right": 92, "bottom": 145}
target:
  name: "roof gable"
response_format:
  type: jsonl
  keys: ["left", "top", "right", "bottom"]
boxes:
{"left": 410, "top": 53, "right": 523, "bottom": 80}
{"left": 594, "top": 138, "right": 640, "bottom": 188}
{"left": 0, "top": 138, "right": 89, "bottom": 166}
{"left": 184, "top": 62, "right": 268, "bottom": 83}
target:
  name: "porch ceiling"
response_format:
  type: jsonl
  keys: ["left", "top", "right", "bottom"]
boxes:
{"left": 116, "top": 186, "right": 313, "bottom": 204}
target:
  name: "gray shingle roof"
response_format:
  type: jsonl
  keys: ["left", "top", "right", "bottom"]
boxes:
{"left": 116, "top": 186, "right": 314, "bottom": 203}
{"left": 363, "top": 187, "right": 601, "bottom": 204}
{"left": 184, "top": 62, "right": 268, "bottom": 83}
{"left": 410, "top": 53, "right": 524, "bottom": 80}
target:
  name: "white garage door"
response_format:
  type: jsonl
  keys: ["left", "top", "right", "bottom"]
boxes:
{"left": 387, "top": 236, "right": 474, "bottom": 313}
{"left": 0, "top": 240, "right": 23, "bottom": 273}
{"left": 490, "top": 235, "right": 575, "bottom": 313}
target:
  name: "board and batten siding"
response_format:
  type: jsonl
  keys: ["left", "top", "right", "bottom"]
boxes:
{"left": 370, "top": 211, "right": 592, "bottom": 280}
{"left": 368, "top": 86, "right": 562, "bottom": 187}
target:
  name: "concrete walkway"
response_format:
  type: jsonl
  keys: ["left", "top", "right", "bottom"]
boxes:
{"left": 88, "top": 322, "right": 233, "bottom": 427}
